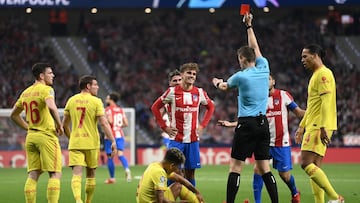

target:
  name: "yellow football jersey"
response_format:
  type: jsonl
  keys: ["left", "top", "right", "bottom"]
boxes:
{"left": 136, "top": 162, "right": 171, "bottom": 203}
{"left": 15, "top": 83, "right": 56, "bottom": 136}
{"left": 300, "top": 65, "right": 337, "bottom": 130}
{"left": 65, "top": 92, "right": 105, "bottom": 150}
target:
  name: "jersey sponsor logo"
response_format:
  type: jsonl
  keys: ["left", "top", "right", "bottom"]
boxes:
{"left": 175, "top": 106, "right": 198, "bottom": 112}
{"left": 266, "top": 111, "right": 282, "bottom": 117}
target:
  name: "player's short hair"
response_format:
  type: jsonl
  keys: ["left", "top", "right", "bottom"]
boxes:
{"left": 32, "top": 63, "right": 52, "bottom": 80}
{"left": 168, "top": 69, "right": 181, "bottom": 82}
{"left": 304, "top": 44, "right": 326, "bottom": 60}
{"left": 237, "top": 46, "right": 256, "bottom": 63}
{"left": 179, "top": 63, "right": 200, "bottom": 73}
{"left": 164, "top": 148, "right": 186, "bottom": 166}
{"left": 269, "top": 72, "right": 273, "bottom": 78}
{"left": 108, "top": 92, "right": 120, "bottom": 103}
{"left": 79, "top": 75, "right": 96, "bottom": 90}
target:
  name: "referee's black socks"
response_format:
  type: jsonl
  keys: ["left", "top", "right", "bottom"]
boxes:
{"left": 262, "top": 172, "right": 279, "bottom": 203}
{"left": 226, "top": 172, "right": 240, "bottom": 203}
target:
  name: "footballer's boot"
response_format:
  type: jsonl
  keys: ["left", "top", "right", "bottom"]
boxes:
{"left": 327, "top": 195, "right": 345, "bottom": 203}
{"left": 291, "top": 191, "right": 300, "bottom": 203}
{"left": 125, "top": 169, "right": 132, "bottom": 182}
{"left": 104, "top": 178, "right": 116, "bottom": 184}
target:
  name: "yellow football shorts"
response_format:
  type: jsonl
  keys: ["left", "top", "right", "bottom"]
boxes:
{"left": 164, "top": 188, "right": 175, "bottom": 201}
{"left": 301, "top": 129, "right": 333, "bottom": 156}
{"left": 69, "top": 149, "right": 99, "bottom": 168}
{"left": 25, "top": 131, "right": 62, "bottom": 173}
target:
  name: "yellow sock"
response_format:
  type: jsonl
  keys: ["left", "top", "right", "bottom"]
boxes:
{"left": 24, "top": 178, "right": 37, "bottom": 203}
{"left": 85, "top": 178, "right": 96, "bottom": 203}
{"left": 310, "top": 179, "right": 324, "bottom": 203}
{"left": 304, "top": 163, "right": 338, "bottom": 200}
{"left": 71, "top": 175, "right": 82, "bottom": 202}
{"left": 179, "top": 185, "right": 199, "bottom": 203}
{"left": 47, "top": 178, "right": 60, "bottom": 203}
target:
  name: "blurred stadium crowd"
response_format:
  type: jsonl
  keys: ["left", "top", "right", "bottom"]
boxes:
{"left": 0, "top": 8, "right": 359, "bottom": 150}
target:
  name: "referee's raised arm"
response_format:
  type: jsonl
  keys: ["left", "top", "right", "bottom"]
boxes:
{"left": 244, "top": 13, "right": 262, "bottom": 57}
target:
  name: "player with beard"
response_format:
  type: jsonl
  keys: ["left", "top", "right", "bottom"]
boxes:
{"left": 295, "top": 44, "right": 344, "bottom": 203}
{"left": 11, "top": 63, "right": 64, "bottom": 203}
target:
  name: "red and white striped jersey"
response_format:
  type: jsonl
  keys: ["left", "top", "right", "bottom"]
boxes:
{"left": 152, "top": 85, "right": 214, "bottom": 143}
{"left": 105, "top": 105, "right": 126, "bottom": 139}
{"left": 161, "top": 112, "right": 171, "bottom": 139}
{"left": 266, "top": 89, "right": 297, "bottom": 147}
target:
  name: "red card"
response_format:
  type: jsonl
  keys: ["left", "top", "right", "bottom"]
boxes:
{"left": 240, "top": 4, "right": 250, "bottom": 15}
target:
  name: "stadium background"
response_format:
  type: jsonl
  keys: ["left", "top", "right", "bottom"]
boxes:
{"left": 0, "top": 0, "right": 359, "bottom": 166}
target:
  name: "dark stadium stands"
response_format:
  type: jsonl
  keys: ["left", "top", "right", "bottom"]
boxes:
{"left": 82, "top": 9, "right": 360, "bottom": 146}
{"left": 0, "top": 7, "right": 359, "bottom": 149}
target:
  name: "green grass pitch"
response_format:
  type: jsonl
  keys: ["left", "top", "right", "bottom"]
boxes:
{"left": 1, "top": 164, "right": 359, "bottom": 202}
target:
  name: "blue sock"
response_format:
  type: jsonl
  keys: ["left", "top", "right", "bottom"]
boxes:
{"left": 189, "top": 178, "right": 196, "bottom": 186}
{"left": 286, "top": 175, "right": 298, "bottom": 196}
{"left": 119, "top": 156, "right": 129, "bottom": 170}
{"left": 253, "top": 173, "right": 263, "bottom": 203}
{"left": 107, "top": 158, "right": 115, "bottom": 178}
{"left": 167, "top": 179, "right": 174, "bottom": 186}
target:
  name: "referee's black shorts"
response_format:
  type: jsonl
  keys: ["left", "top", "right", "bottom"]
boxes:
{"left": 231, "top": 115, "right": 271, "bottom": 161}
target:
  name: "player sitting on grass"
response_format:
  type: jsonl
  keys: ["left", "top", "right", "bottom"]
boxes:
{"left": 136, "top": 148, "right": 205, "bottom": 203}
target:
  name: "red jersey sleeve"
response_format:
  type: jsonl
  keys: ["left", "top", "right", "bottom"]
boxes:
{"left": 151, "top": 97, "right": 167, "bottom": 130}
